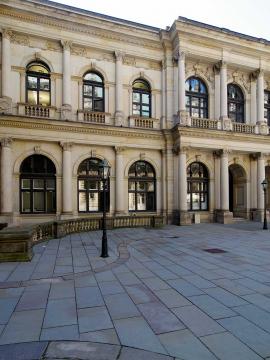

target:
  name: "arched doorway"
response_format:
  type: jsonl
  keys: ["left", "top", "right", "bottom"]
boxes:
{"left": 228, "top": 164, "right": 247, "bottom": 218}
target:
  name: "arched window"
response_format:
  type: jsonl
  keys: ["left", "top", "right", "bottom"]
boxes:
{"left": 83, "top": 72, "right": 104, "bottom": 112}
{"left": 128, "top": 161, "right": 155, "bottom": 211}
{"left": 26, "top": 61, "right": 50, "bottom": 106}
{"left": 264, "top": 90, "right": 270, "bottom": 126}
{"left": 132, "top": 79, "right": 151, "bottom": 118}
{"left": 187, "top": 162, "right": 209, "bottom": 211}
{"left": 185, "top": 77, "right": 208, "bottom": 118}
{"left": 78, "top": 158, "right": 109, "bottom": 212}
{"left": 227, "top": 84, "right": 244, "bottom": 123}
{"left": 20, "top": 155, "right": 56, "bottom": 213}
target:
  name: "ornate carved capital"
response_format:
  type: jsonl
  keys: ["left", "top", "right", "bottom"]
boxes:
{"left": 60, "top": 142, "right": 73, "bottom": 151}
{"left": 219, "top": 60, "right": 227, "bottom": 69}
{"left": 172, "top": 144, "right": 180, "bottom": 155}
{"left": 213, "top": 63, "right": 221, "bottom": 75}
{"left": 114, "top": 146, "right": 126, "bottom": 154}
{"left": 178, "top": 50, "right": 185, "bottom": 61}
{"left": 61, "top": 40, "right": 72, "bottom": 50}
{"left": 2, "top": 29, "right": 13, "bottom": 40}
{"left": 213, "top": 151, "right": 220, "bottom": 159}
{"left": 1, "top": 137, "right": 12, "bottom": 148}
{"left": 179, "top": 146, "right": 189, "bottom": 154}
{"left": 221, "top": 148, "right": 231, "bottom": 156}
{"left": 115, "top": 51, "right": 125, "bottom": 61}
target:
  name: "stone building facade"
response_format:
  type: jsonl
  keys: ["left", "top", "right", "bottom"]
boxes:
{"left": 1, "top": 0, "right": 270, "bottom": 226}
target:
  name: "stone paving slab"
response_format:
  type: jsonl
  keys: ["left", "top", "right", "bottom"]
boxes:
{"left": 1, "top": 223, "right": 270, "bottom": 358}
{"left": 0, "top": 341, "right": 48, "bottom": 360}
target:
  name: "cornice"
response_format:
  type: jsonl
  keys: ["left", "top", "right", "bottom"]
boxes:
{"left": 0, "top": 6, "right": 162, "bottom": 51}
{"left": 0, "top": 116, "right": 163, "bottom": 141}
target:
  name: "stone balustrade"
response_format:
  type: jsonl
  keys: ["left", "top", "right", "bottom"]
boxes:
{"left": 0, "top": 215, "right": 163, "bottom": 262}
{"left": 18, "top": 103, "right": 56, "bottom": 118}
{"left": 129, "top": 116, "right": 160, "bottom": 129}
{"left": 77, "top": 110, "right": 111, "bottom": 124}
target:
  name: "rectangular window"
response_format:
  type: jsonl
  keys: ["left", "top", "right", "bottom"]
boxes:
{"left": 27, "top": 76, "right": 37, "bottom": 89}
{"left": 94, "top": 87, "right": 103, "bottom": 98}
{"left": 22, "top": 179, "right": 30, "bottom": 189}
{"left": 33, "top": 179, "right": 44, "bottom": 189}
{"left": 142, "top": 94, "right": 150, "bottom": 104}
{"left": 39, "top": 91, "right": 50, "bottom": 106}
{"left": 33, "top": 192, "right": 45, "bottom": 212}
{"left": 129, "top": 193, "right": 136, "bottom": 211}
{"left": 79, "top": 192, "right": 87, "bottom": 211}
{"left": 46, "top": 179, "right": 55, "bottom": 190}
{"left": 84, "top": 98, "right": 92, "bottom": 110}
{"left": 27, "top": 90, "right": 38, "bottom": 105}
{"left": 133, "top": 93, "right": 140, "bottom": 102}
{"left": 46, "top": 191, "right": 55, "bottom": 212}
{"left": 137, "top": 193, "right": 146, "bottom": 211}
{"left": 40, "top": 78, "right": 50, "bottom": 91}
{"left": 89, "top": 192, "right": 99, "bottom": 211}
{"left": 84, "top": 85, "right": 92, "bottom": 96}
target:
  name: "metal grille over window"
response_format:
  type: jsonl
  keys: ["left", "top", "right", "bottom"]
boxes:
{"left": 20, "top": 155, "right": 56, "bottom": 214}
{"left": 83, "top": 72, "right": 104, "bottom": 112}
{"left": 187, "top": 162, "right": 209, "bottom": 211}
{"left": 185, "top": 77, "right": 208, "bottom": 118}
{"left": 128, "top": 161, "right": 156, "bottom": 212}
{"left": 78, "top": 158, "right": 109, "bottom": 212}
{"left": 227, "top": 84, "right": 244, "bottom": 123}
{"left": 26, "top": 62, "right": 51, "bottom": 106}
{"left": 132, "top": 79, "right": 151, "bottom": 118}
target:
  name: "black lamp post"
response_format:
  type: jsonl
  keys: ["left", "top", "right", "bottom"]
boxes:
{"left": 262, "top": 179, "right": 268, "bottom": 230}
{"left": 99, "top": 159, "right": 110, "bottom": 258}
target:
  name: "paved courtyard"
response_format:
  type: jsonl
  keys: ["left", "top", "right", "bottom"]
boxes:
{"left": 1, "top": 223, "right": 270, "bottom": 359}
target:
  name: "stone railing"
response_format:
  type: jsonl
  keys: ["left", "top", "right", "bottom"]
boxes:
{"left": 77, "top": 110, "right": 111, "bottom": 124}
{"left": 18, "top": 103, "right": 56, "bottom": 118}
{"left": 191, "top": 117, "right": 218, "bottom": 130}
{"left": 232, "top": 122, "right": 256, "bottom": 134}
{"left": 129, "top": 116, "right": 160, "bottom": 129}
{"left": 0, "top": 215, "right": 163, "bottom": 262}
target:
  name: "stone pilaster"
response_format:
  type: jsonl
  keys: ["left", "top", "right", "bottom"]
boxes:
{"left": 114, "top": 51, "right": 124, "bottom": 126}
{"left": 1, "top": 138, "right": 13, "bottom": 215}
{"left": 219, "top": 61, "right": 232, "bottom": 131}
{"left": 60, "top": 142, "right": 73, "bottom": 215}
{"left": 178, "top": 146, "right": 191, "bottom": 225}
{"left": 177, "top": 51, "right": 190, "bottom": 126}
{"left": 253, "top": 152, "right": 266, "bottom": 221}
{"left": 256, "top": 70, "right": 268, "bottom": 135}
{"left": 61, "top": 40, "right": 72, "bottom": 120}
{"left": 114, "top": 146, "right": 126, "bottom": 215}
{"left": 0, "top": 29, "right": 13, "bottom": 113}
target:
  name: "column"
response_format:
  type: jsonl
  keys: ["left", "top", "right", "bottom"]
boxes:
{"left": 257, "top": 69, "right": 265, "bottom": 124}
{"left": 161, "top": 149, "right": 167, "bottom": 217}
{"left": 50, "top": 74, "right": 56, "bottom": 107}
{"left": 178, "top": 51, "right": 186, "bottom": 113}
{"left": 213, "top": 152, "right": 220, "bottom": 209}
{"left": 1, "top": 29, "right": 12, "bottom": 99}
{"left": 220, "top": 61, "right": 228, "bottom": 119}
{"left": 60, "top": 142, "right": 73, "bottom": 214}
{"left": 114, "top": 51, "right": 124, "bottom": 125}
{"left": 115, "top": 146, "right": 125, "bottom": 215}
{"left": 213, "top": 65, "right": 220, "bottom": 120}
{"left": 1, "top": 138, "right": 13, "bottom": 214}
{"left": 161, "top": 60, "right": 166, "bottom": 129}
{"left": 220, "top": 149, "right": 229, "bottom": 211}
{"left": 61, "top": 40, "right": 72, "bottom": 119}
{"left": 257, "top": 153, "right": 265, "bottom": 211}
{"left": 250, "top": 73, "right": 257, "bottom": 125}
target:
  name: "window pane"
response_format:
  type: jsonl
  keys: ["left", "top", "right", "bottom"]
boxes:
{"left": 89, "top": 192, "right": 99, "bottom": 211}
{"left": 192, "top": 193, "right": 200, "bottom": 210}
{"left": 89, "top": 181, "right": 98, "bottom": 190}
{"left": 33, "top": 192, "right": 45, "bottom": 212}
{"left": 133, "top": 104, "right": 140, "bottom": 115}
{"left": 229, "top": 103, "right": 236, "bottom": 112}
{"left": 84, "top": 85, "right": 92, "bottom": 96}
{"left": 79, "top": 192, "right": 87, "bottom": 211}
{"left": 46, "top": 179, "right": 55, "bottom": 190}
{"left": 142, "top": 94, "right": 150, "bottom": 104}
{"left": 94, "top": 99, "right": 104, "bottom": 112}
{"left": 22, "top": 192, "right": 31, "bottom": 212}
{"left": 192, "top": 97, "right": 199, "bottom": 106}
{"left": 27, "top": 76, "right": 37, "bottom": 89}
{"left": 128, "top": 181, "right": 135, "bottom": 190}
{"left": 84, "top": 98, "right": 92, "bottom": 110}
{"left": 28, "top": 64, "right": 49, "bottom": 74}
{"left": 185, "top": 96, "right": 190, "bottom": 106}
{"left": 28, "top": 90, "right": 38, "bottom": 105}
{"left": 133, "top": 80, "right": 149, "bottom": 91}
{"left": 79, "top": 180, "right": 86, "bottom": 190}
{"left": 137, "top": 181, "right": 146, "bottom": 191}
{"left": 147, "top": 182, "right": 154, "bottom": 191}
{"left": 39, "top": 91, "right": 50, "bottom": 106}
{"left": 137, "top": 193, "right": 146, "bottom": 211}
{"left": 133, "top": 93, "right": 140, "bottom": 102}
{"left": 84, "top": 73, "right": 103, "bottom": 82}
{"left": 191, "top": 108, "right": 199, "bottom": 117}
{"left": 94, "top": 87, "right": 103, "bottom": 98}
{"left": 46, "top": 191, "right": 55, "bottom": 212}
{"left": 142, "top": 111, "right": 150, "bottom": 117}
{"left": 187, "top": 193, "right": 191, "bottom": 210}
{"left": 40, "top": 78, "right": 50, "bottom": 91}
{"left": 146, "top": 193, "right": 155, "bottom": 211}
{"left": 201, "top": 194, "right": 208, "bottom": 210}
{"left": 22, "top": 179, "right": 30, "bottom": 189}
{"left": 129, "top": 193, "right": 136, "bottom": 210}
{"left": 33, "top": 179, "right": 44, "bottom": 189}
{"left": 142, "top": 105, "right": 150, "bottom": 111}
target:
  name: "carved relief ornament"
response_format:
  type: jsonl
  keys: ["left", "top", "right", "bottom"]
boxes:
{"left": 1, "top": 137, "right": 12, "bottom": 148}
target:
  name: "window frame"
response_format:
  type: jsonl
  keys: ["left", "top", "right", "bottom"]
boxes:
{"left": 26, "top": 61, "right": 51, "bottom": 106}
{"left": 83, "top": 72, "right": 105, "bottom": 112}
{"left": 20, "top": 155, "right": 56, "bottom": 214}
{"left": 227, "top": 83, "right": 245, "bottom": 123}
{"left": 187, "top": 162, "right": 209, "bottom": 212}
{"left": 132, "top": 79, "right": 151, "bottom": 118}
{"left": 185, "top": 76, "right": 208, "bottom": 119}
{"left": 264, "top": 90, "right": 270, "bottom": 126}
{"left": 128, "top": 161, "right": 156, "bottom": 212}
{"left": 77, "top": 158, "right": 110, "bottom": 213}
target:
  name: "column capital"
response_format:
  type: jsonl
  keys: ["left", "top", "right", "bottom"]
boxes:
{"left": 114, "top": 51, "right": 125, "bottom": 61}
{"left": 61, "top": 40, "right": 72, "bottom": 50}
{"left": 2, "top": 29, "right": 13, "bottom": 40}
{"left": 172, "top": 144, "right": 180, "bottom": 155}
{"left": 219, "top": 60, "right": 227, "bottom": 69}
{"left": 1, "top": 137, "right": 12, "bottom": 148}
{"left": 60, "top": 142, "right": 73, "bottom": 151}
{"left": 213, "top": 63, "right": 221, "bottom": 75}
{"left": 175, "top": 50, "right": 185, "bottom": 61}
{"left": 215, "top": 148, "right": 231, "bottom": 157}
{"left": 114, "top": 146, "right": 126, "bottom": 154}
